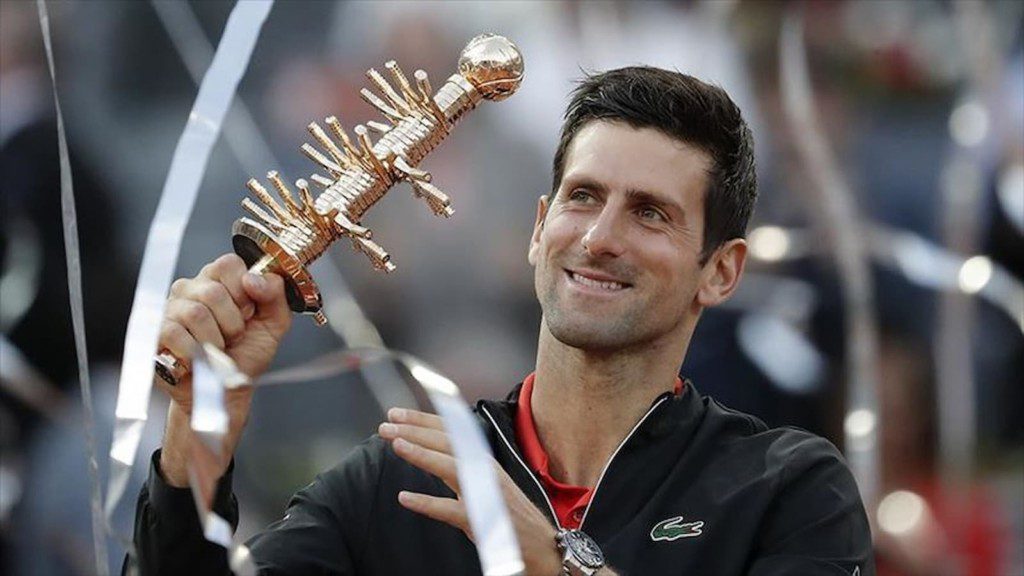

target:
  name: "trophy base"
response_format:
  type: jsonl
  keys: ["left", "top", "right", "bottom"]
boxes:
{"left": 231, "top": 217, "right": 324, "bottom": 321}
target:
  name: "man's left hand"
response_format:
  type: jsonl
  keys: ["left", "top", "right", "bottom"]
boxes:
{"left": 379, "top": 408, "right": 564, "bottom": 576}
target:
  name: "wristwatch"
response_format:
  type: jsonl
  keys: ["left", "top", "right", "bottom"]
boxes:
{"left": 555, "top": 528, "right": 605, "bottom": 575}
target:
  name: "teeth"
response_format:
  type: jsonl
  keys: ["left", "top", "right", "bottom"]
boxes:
{"left": 572, "top": 272, "right": 625, "bottom": 291}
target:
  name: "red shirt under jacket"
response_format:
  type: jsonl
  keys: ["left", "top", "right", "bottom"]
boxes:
{"left": 514, "top": 373, "right": 683, "bottom": 529}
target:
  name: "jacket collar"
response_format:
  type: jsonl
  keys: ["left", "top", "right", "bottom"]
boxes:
{"left": 478, "top": 379, "right": 700, "bottom": 443}
{"left": 476, "top": 379, "right": 707, "bottom": 532}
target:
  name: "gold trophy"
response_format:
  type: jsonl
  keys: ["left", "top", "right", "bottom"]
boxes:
{"left": 155, "top": 34, "right": 524, "bottom": 386}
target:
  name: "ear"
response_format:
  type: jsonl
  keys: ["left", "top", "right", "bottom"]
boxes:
{"left": 696, "top": 238, "right": 747, "bottom": 308}
{"left": 527, "top": 194, "right": 550, "bottom": 266}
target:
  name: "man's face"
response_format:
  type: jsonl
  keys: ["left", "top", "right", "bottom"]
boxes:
{"left": 529, "top": 120, "right": 713, "bottom": 353}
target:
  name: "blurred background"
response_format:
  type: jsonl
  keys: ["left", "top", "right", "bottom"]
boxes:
{"left": 1, "top": 1, "right": 1021, "bottom": 574}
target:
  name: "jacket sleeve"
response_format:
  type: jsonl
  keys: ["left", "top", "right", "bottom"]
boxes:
{"left": 123, "top": 450, "right": 239, "bottom": 576}
{"left": 746, "top": 434, "right": 875, "bottom": 576}
{"left": 125, "top": 437, "right": 385, "bottom": 576}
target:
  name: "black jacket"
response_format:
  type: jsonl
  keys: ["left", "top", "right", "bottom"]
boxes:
{"left": 127, "top": 383, "right": 874, "bottom": 575}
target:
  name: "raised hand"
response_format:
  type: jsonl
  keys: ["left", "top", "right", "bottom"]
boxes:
{"left": 379, "top": 408, "right": 565, "bottom": 576}
{"left": 155, "top": 253, "right": 292, "bottom": 487}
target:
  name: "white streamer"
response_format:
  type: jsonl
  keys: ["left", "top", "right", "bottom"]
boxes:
{"left": 149, "top": 0, "right": 277, "bottom": 178}
{"left": 933, "top": 0, "right": 1001, "bottom": 490}
{"left": 404, "top": 358, "right": 525, "bottom": 576}
{"left": 780, "top": 10, "right": 881, "bottom": 507}
{"left": 189, "top": 344, "right": 257, "bottom": 576}
{"left": 36, "top": 1, "right": 109, "bottom": 573}
{"left": 107, "top": 0, "right": 273, "bottom": 524}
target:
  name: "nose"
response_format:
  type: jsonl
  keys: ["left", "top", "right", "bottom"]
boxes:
{"left": 581, "top": 206, "right": 626, "bottom": 257}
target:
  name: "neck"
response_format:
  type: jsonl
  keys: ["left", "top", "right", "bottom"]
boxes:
{"left": 530, "top": 321, "right": 692, "bottom": 487}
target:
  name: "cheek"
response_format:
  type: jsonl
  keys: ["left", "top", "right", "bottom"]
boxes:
{"left": 544, "top": 213, "right": 587, "bottom": 247}
{"left": 651, "top": 247, "right": 701, "bottom": 285}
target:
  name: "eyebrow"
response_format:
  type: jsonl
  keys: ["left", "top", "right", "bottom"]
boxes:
{"left": 563, "top": 176, "right": 687, "bottom": 221}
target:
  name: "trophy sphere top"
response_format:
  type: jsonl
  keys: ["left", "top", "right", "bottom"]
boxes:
{"left": 457, "top": 34, "right": 524, "bottom": 102}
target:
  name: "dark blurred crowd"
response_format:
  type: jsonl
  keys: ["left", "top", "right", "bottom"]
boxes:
{"left": 1, "top": 1, "right": 1021, "bottom": 575}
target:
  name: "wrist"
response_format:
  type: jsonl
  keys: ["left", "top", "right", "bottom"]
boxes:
{"left": 160, "top": 401, "right": 240, "bottom": 486}
{"left": 158, "top": 403, "right": 193, "bottom": 487}
{"left": 543, "top": 541, "right": 564, "bottom": 576}
{"left": 160, "top": 391, "right": 249, "bottom": 486}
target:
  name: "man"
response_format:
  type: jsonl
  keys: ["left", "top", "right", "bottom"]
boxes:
{"left": 128, "top": 67, "right": 873, "bottom": 575}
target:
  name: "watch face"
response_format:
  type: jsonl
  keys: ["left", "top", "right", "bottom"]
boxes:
{"left": 564, "top": 530, "right": 604, "bottom": 567}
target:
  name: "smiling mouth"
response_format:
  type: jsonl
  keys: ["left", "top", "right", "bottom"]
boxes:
{"left": 566, "top": 269, "right": 632, "bottom": 291}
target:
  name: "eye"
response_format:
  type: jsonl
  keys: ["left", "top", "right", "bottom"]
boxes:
{"left": 568, "top": 189, "right": 595, "bottom": 203}
{"left": 637, "top": 205, "right": 666, "bottom": 221}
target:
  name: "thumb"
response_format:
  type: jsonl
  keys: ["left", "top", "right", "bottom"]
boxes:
{"left": 241, "top": 272, "right": 292, "bottom": 330}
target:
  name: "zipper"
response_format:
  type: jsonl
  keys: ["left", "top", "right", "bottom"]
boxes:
{"left": 578, "top": 396, "right": 669, "bottom": 530}
{"left": 481, "top": 394, "right": 671, "bottom": 532}
{"left": 480, "top": 405, "right": 562, "bottom": 529}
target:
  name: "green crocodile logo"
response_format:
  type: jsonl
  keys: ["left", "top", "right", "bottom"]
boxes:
{"left": 650, "top": 516, "right": 704, "bottom": 541}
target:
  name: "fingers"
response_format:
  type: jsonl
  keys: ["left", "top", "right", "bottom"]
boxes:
{"left": 387, "top": 407, "right": 445, "bottom": 431}
{"left": 378, "top": 422, "right": 451, "bottom": 453}
{"left": 240, "top": 272, "right": 280, "bottom": 307}
{"left": 200, "top": 253, "right": 287, "bottom": 327}
{"left": 159, "top": 319, "right": 195, "bottom": 362}
{"left": 166, "top": 253, "right": 292, "bottom": 351}
{"left": 174, "top": 254, "right": 254, "bottom": 318}
{"left": 165, "top": 298, "right": 225, "bottom": 349}
{"left": 398, "top": 491, "right": 471, "bottom": 537}
{"left": 170, "top": 279, "right": 246, "bottom": 346}
{"left": 197, "top": 254, "right": 256, "bottom": 319}
{"left": 391, "top": 437, "right": 460, "bottom": 493}
{"left": 240, "top": 272, "right": 292, "bottom": 336}
{"left": 165, "top": 254, "right": 253, "bottom": 350}
{"left": 382, "top": 408, "right": 455, "bottom": 486}
{"left": 388, "top": 411, "right": 561, "bottom": 574}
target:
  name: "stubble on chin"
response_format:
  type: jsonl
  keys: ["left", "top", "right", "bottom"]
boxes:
{"left": 545, "top": 312, "right": 635, "bottom": 352}
{"left": 539, "top": 283, "right": 645, "bottom": 353}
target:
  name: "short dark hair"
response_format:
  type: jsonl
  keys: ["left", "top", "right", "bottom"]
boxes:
{"left": 551, "top": 67, "right": 757, "bottom": 262}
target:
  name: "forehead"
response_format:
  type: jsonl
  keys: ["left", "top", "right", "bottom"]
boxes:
{"left": 561, "top": 121, "right": 711, "bottom": 207}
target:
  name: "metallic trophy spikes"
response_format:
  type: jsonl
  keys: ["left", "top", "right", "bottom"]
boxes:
{"left": 155, "top": 34, "right": 524, "bottom": 386}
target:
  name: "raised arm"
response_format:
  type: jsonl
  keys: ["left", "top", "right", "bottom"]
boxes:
{"left": 125, "top": 253, "right": 292, "bottom": 574}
